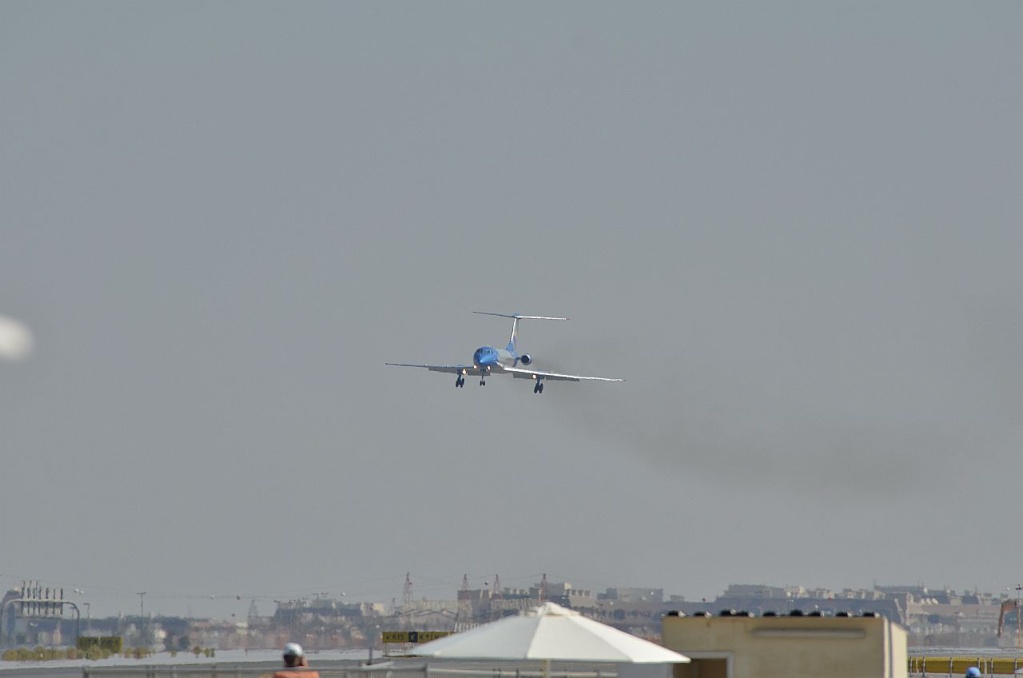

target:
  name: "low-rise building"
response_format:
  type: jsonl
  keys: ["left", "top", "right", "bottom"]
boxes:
{"left": 661, "top": 611, "right": 908, "bottom": 678}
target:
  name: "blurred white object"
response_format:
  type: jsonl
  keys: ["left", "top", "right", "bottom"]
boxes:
{"left": 0, "top": 314, "right": 34, "bottom": 361}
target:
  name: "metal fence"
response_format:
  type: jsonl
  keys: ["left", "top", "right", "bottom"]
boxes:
{"left": 909, "top": 656, "right": 1023, "bottom": 676}
{"left": 75, "top": 666, "right": 617, "bottom": 678}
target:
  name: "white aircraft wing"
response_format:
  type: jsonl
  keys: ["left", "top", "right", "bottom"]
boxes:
{"left": 385, "top": 362, "right": 483, "bottom": 375}
{"left": 501, "top": 365, "right": 624, "bottom": 383}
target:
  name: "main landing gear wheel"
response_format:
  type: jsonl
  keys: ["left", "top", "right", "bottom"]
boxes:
{"left": 533, "top": 382, "right": 544, "bottom": 394}
{"left": 455, "top": 376, "right": 465, "bottom": 388}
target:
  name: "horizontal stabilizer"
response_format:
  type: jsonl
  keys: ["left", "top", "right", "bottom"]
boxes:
{"left": 473, "top": 311, "right": 568, "bottom": 321}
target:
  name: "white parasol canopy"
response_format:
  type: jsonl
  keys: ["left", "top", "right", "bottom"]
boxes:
{"left": 411, "top": 602, "right": 689, "bottom": 664}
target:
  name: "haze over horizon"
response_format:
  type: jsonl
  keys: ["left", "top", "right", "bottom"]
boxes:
{"left": 2, "top": 3, "right": 1021, "bottom": 619}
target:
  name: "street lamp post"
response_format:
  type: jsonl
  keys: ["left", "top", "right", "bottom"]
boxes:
{"left": 1015, "top": 585, "right": 1021, "bottom": 649}
{"left": 367, "top": 624, "right": 380, "bottom": 665}
{"left": 138, "top": 592, "right": 147, "bottom": 646}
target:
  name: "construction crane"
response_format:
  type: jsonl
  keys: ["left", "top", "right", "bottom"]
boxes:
{"left": 491, "top": 574, "right": 502, "bottom": 599}
{"left": 997, "top": 585, "right": 1022, "bottom": 648}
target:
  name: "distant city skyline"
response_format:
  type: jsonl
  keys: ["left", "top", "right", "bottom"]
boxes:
{"left": 3, "top": 573, "right": 1015, "bottom": 620}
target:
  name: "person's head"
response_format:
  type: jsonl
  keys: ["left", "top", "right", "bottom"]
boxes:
{"left": 966, "top": 667, "right": 981, "bottom": 678}
{"left": 283, "top": 642, "right": 305, "bottom": 668}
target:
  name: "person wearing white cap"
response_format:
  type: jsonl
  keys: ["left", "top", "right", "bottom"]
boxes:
{"left": 273, "top": 642, "right": 319, "bottom": 678}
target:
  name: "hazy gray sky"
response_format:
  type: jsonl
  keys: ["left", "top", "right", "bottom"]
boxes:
{"left": 2, "top": 2, "right": 1021, "bottom": 618}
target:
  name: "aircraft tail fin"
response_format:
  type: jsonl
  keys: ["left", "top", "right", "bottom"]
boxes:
{"left": 472, "top": 312, "right": 569, "bottom": 352}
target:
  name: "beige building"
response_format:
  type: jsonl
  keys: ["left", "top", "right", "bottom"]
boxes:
{"left": 661, "top": 612, "right": 907, "bottom": 678}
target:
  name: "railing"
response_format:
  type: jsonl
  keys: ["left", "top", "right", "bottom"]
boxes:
{"left": 78, "top": 666, "right": 617, "bottom": 678}
{"left": 909, "top": 656, "right": 1023, "bottom": 676}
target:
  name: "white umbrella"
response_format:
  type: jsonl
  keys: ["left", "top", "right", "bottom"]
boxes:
{"left": 411, "top": 602, "right": 688, "bottom": 670}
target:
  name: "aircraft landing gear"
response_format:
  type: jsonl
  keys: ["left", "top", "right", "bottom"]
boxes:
{"left": 455, "top": 376, "right": 465, "bottom": 388}
{"left": 479, "top": 377, "right": 486, "bottom": 386}
{"left": 533, "top": 379, "right": 544, "bottom": 394}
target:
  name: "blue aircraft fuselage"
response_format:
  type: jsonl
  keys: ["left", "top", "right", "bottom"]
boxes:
{"left": 473, "top": 345, "right": 517, "bottom": 371}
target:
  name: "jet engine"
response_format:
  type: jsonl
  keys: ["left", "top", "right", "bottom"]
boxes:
{"left": 519, "top": 354, "right": 532, "bottom": 365}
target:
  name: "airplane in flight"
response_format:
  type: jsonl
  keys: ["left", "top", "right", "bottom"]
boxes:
{"left": 386, "top": 312, "right": 624, "bottom": 394}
